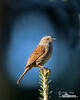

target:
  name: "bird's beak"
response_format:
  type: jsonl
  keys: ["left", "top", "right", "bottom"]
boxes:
{"left": 52, "top": 38, "right": 56, "bottom": 40}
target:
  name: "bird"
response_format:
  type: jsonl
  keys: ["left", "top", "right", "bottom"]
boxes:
{"left": 17, "top": 36, "right": 56, "bottom": 84}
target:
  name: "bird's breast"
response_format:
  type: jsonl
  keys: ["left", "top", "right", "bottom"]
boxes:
{"left": 44, "top": 45, "right": 52, "bottom": 62}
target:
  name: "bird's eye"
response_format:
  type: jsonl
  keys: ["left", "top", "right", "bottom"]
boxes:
{"left": 47, "top": 38, "right": 49, "bottom": 40}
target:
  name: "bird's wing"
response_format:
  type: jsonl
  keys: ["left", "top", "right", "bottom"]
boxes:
{"left": 26, "top": 45, "right": 45, "bottom": 67}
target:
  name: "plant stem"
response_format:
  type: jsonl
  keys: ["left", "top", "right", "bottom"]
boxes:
{"left": 39, "top": 68, "right": 51, "bottom": 100}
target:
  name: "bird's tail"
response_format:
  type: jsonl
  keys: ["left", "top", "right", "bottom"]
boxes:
{"left": 17, "top": 66, "right": 31, "bottom": 84}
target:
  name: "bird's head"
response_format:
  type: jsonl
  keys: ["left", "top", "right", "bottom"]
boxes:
{"left": 39, "top": 36, "right": 56, "bottom": 46}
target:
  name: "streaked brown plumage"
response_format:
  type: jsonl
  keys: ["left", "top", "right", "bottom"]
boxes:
{"left": 17, "top": 36, "right": 56, "bottom": 84}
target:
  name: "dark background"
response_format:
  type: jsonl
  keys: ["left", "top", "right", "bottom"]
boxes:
{"left": 0, "top": 0, "right": 80, "bottom": 100}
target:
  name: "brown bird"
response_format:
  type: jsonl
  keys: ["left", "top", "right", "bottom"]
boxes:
{"left": 17, "top": 36, "right": 56, "bottom": 84}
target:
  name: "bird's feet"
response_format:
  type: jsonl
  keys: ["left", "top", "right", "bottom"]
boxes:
{"left": 38, "top": 65, "right": 44, "bottom": 70}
